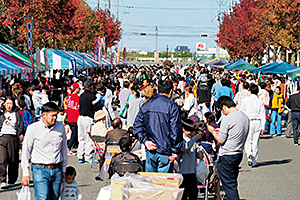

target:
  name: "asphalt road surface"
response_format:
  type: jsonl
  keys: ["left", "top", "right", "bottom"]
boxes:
{"left": 1, "top": 133, "right": 299, "bottom": 200}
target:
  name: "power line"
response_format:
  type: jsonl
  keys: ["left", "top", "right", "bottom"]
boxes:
{"left": 111, "top": 5, "right": 219, "bottom": 11}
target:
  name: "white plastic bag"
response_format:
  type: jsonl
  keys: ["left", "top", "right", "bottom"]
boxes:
{"left": 17, "top": 186, "right": 31, "bottom": 200}
{"left": 196, "top": 160, "right": 209, "bottom": 184}
{"left": 96, "top": 185, "right": 111, "bottom": 200}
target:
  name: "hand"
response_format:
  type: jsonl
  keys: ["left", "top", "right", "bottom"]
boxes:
{"left": 22, "top": 176, "right": 30, "bottom": 186}
{"left": 19, "top": 135, "right": 24, "bottom": 142}
{"left": 92, "top": 101, "right": 95, "bottom": 105}
{"left": 261, "top": 130, "right": 264, "bottom": 135}
{"left": 61, "top": 172, "right": 66, "bottom": 183}
{"left": 168, "top": 153, "right": 178, "bottom": 163}
{"left": 144, "top": 141, "right": 157, "bottom": 151}
{"left": 195, "top": 132, "right": 202, "bottom": 140}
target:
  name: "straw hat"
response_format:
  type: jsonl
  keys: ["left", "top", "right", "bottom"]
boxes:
{"left": 94, "top": 110, "right": 107, "bottom": 121}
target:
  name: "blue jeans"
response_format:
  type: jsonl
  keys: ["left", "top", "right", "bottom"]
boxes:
{"left": 265, "top": 108, "right": 269, "bottom": 131}
{"left": 292, "top": 112, "right": 300, "bottom": 144}
{"left": 32, "top": 164, "right": 62, "bottom": 200}
{"left": 146, "top": 151, "right": 173, "bottom": 173}
{"left": 270, "top": 110, "right": 282, "bottom": 135}
{"left": 217, "top": 153, "right": 243, "bottom": 200}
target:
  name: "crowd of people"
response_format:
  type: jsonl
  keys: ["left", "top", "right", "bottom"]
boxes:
{"left": 0, "top": 62, "right": 299, "bottom": 200}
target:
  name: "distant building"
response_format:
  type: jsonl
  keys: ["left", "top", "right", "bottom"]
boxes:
{"left": 174, "top": 46, "right": 190, "bottom": 53}
{"left": 139, "top": 50, "right": 148, "bottom": 55}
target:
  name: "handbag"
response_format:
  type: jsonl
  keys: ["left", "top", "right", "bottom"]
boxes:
{"left": 196, "top": 160, "right": 209, "bottom": 184}
{"left": 119, "top": 95, "right": 130, "bottom": 119}
{"left": 17, "top": 186, "right": 31, "bottom": 200}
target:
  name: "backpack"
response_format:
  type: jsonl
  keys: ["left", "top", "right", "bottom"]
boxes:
{"left": 19, "top": 109, "right": 33, "bottom": 129}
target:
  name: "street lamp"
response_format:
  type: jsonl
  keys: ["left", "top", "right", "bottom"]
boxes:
{"left": 166, "top": 45, "right": 168, "bottom": 60}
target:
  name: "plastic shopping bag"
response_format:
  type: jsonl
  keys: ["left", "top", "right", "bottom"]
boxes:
{"left": 196, "top": 160, "right": 209, "bottom": 184}
{"left": 17, "top": 186, "right": 31, "bottom": 200}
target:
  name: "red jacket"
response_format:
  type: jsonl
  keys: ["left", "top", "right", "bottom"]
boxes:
{"left": 65, "top": 93, "right": 80, "bottom": 123}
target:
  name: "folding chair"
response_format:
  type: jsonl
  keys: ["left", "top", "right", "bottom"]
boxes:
{"left": 99, "top": 141, "right": 121, "bottom": 180}
{"left": 113, "top": 162, "right": 143, "bottom": 177}
{"left": 87, "top": 132, "right": 106, "bottom": 172}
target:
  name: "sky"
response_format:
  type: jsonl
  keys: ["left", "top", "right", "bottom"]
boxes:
{"left": 87, "top": 0, "right": 236, "bottom": 52}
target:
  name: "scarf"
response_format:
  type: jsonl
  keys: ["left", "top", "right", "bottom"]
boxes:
{"left": 272, "top": 93, "right": 283, "bottom": 113}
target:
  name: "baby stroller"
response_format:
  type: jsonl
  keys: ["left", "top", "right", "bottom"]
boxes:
{"left": 197, "top": 144, "right": 220, "bottom": 200}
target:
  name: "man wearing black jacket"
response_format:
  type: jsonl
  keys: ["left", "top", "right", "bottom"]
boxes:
{"left": 197, "top": 78, "right": 211, "bottom": 120}
{"left": 286, "top": 88, "right": 300, "bottom": 145}
{"left": 77, "top": 80, "right": 96, "bottom": 163}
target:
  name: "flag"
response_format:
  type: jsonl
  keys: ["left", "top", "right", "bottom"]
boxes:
{"left": 110, "top": 52, "right": 114, "bottom": 66}
{"left": 71, "top": 58, "right": 77, "bottom": 77}
{"left": 25, "top": 18, "right": 34, "bottom": 68}
{"left": 94, "top": 37, "right": 100, "bottom": 61}
{"left": 99, "top": 42, "right": 102, "bottom": 67}
{"left": 155, "top": 52, "right": 159, "bottom": 62}
{"left": 123, "top": 47, "right": 126, "bottom": 64}
{"left": 101, "top": 38, "right": 107, "bottom": 59}
{"left": 44, "top": 49, "right": 49, "bottom": 71}
{"left": 36, "top": 48, "right": 41, "bottom": 71}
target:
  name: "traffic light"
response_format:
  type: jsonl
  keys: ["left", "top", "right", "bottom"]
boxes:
{"left": 140, "top": 32, "right": 146, "bottom": 35}
{"left": 200, "top": 33, "right": 208, "bottom": 37}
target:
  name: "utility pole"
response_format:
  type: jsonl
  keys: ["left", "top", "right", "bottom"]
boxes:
{"left": 216, "top": 0, "right": 221, "bottom": 59}
{"left": 155, "top": 26, "right": 158, "bottom": 52}
{"left": 97, "top": 0, "right": 100, "bottom": 11}
{"left": 116, "top": 0, "right": 119, "bottom": 20}
{"left": 166, "top": 45, "right": 168, "bottom": 60}
{"left": 108, "top": 0, "right": 111, "bottom": 12}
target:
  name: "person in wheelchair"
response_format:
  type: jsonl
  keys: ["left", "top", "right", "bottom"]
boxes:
{"left": 107, "top": 136, "right": 142, "bottom": 179}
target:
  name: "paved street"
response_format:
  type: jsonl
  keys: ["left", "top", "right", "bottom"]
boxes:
{"left": 0, "top": 133, "right": 299, "bottom": 200}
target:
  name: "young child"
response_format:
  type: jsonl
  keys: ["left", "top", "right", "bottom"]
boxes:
{"left": 41, "top": 86, "right": 49, "bottom": 105}
{"left": 57, "top": 106, "right": 67, "bottom": 123}
{"left": 64, "top": 119, "right": 74, "bottom": 156}
{"left": 179, "top": 119, "right": 203, "bottom": 200}
{"left": 92, "top": 84, "right": 106, "bottom": 105}
{"left": 60, "top": 166, "right": 82, "bottom": 200}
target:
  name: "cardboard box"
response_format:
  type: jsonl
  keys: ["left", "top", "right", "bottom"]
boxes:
{"left": 111, "top": 179, "right": 127, "bottom": 200}
{"left": 138, "top": 172, "right": 181, "bottom": 188}
{"left": 123, "top": 181, "right": 184, "bottom": 200}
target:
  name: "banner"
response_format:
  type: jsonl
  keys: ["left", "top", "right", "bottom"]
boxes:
{"left": 155, "top": 52, "right": 159, "bottom": 62}
{"left": 110, "top": 52, "right": 114, "bottom": 67}
{"left": 171, "top": 54, "right": 174, "bottom": 62}
{"left": 44, "top": 49, "right": 49, "bottom": 71}
{"left": 71, "top": 58, "right": 77, "bottom": 77}
{"left": 25, "top": 18, "right": 34, "bottom": 68}
{"left": 94, "top": 37, "right": 100, "bottom": 61}
{"left": 114, "top": 45, "right": 120, "bottom": 66}
{"left": 99, "top": 42, "right": 102, "bottom": 67}
{"left": 36, "top": 48, "right": 41, "bottom": 71}
{"left": 123, "top": 47, "right": 126, "bottom": 64}
{"left": 100, "top": 38, "right": 107, "bottom": 59}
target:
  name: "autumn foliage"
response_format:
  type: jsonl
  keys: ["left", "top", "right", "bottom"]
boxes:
{"left": 0, "top": 0, "right": 121, "bottom": 52}
{"left": 216, "top": 0, "right": 300, "bottom": 65}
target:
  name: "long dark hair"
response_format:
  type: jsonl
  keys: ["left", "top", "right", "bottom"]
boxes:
{"left": 131, "top": 84, "right": 140, "bottom": 98}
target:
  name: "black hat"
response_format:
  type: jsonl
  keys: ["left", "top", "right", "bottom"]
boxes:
{"left": 83, "top": 80, "right": 93, "bottom": 88}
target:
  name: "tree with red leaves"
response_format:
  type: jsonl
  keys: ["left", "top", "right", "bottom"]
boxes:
{"left": 0, "top": 0, "right": 121, "bottom": 53}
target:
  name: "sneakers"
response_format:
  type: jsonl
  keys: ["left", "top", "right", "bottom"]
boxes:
{"left": 67, "top": 151, "right": 76, "bottom": 156}
{"left": 85, "top": 160, "right": 92, "bottom": 164}
{"left": 0, "top": 182, "right": 6, "bottom": 189}
{"left": 294, "top": 143, "right": 299, "bottom": 146}
{"left": 95, "top": 175, "right": 103, "bottom": 181}
{"left": 78, "top": 158, "right": 84, "bottom": 163}
{"left": 7, "top": 183, "right": 14, "bottom": 187}
{"left": 272, "top": 134, "right": 277, "bottom": 137}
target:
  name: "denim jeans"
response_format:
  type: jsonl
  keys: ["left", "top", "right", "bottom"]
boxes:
{"left": 270, "top": 110, "right": 282, "bottom": 135}
{"left": 32, "top": 164, "right": 62, "bottom": 200}
{"left": 292, "top": 112, "right": 300, "bottom": 144}
{"left": 265, "top": 108, "right": 269, "bottom": 131}
{"left": 145, "top": 151, "right": 173, "bottom": 173}
{"left": 217, "top": 153, "right": 243, "bottom": 200}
